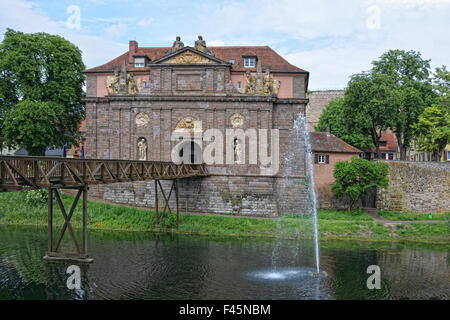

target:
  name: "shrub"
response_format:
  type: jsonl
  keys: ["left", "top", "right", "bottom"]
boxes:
{"left": 24, "top": 189, "right": 48, "bottom": 206}
{"left": 331, "top": 157, "right": 389, "bottom": 210}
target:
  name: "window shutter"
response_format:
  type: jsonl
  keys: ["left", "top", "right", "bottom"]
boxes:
{"left": 325, "top": 154, "right": 329, "bottom": 164}
{"left": 314, "top": 154, "right": 318, "bottom": 164}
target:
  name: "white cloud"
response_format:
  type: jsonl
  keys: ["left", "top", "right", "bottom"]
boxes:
{"left": 105, "top": 22, "right": 127, "bottom": 38}
{"left": 0, "top": 0, "right": 127, "bottom": 69}
{"left": 194, "top": 0, "right": 450, "bottom": 90}
{"left": 91, "top": 0, "right": 106, "bottom": 5}
{"left": 137, "top": 18, "right": 154, "bottom": 28}
{"left": 1, "top": 0, "right": 448, "bottom": 90}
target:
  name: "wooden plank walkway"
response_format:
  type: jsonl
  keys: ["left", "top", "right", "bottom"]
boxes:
{"left": 0, "top": 155, "right": 208, "bottom": 192}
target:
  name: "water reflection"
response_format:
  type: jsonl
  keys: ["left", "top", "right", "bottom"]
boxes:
{"left": 0, "top": 225, "right": 448, "bottom": 300}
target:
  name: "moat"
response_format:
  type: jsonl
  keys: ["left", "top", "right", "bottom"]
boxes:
{"left": 0, "top": 225, "right": 448, "bottom": 300}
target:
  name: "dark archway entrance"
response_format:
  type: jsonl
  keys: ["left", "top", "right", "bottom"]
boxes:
{"left": 178, "top": 141, "right": 202, "bottom": 164}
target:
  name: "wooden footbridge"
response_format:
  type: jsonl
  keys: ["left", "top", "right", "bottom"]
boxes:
{"left": 0, "top": 155, "right": 208, "bottom": 263}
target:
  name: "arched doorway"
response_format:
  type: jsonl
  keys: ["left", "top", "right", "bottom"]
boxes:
{"left": 178, "top": 140, "right": 202, "bottom": 164}
{"left": 174, "top": 117, "right": 203, "bottom": 164}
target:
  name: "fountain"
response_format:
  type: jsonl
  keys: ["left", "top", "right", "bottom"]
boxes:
{"left": 299, "top": 113, "right": 321, "bottom": 273}
{"left": 267, "top": 112, "right": 321, "bottom": 275}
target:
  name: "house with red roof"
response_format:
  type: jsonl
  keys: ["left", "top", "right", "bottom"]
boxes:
{"left": 362, "top": 130, "right": 399, "bottom": 161}
{"left": 309, "top": 130, "right": 362, "bottom": 208}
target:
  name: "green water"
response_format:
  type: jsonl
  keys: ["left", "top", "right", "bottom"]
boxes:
{"left": 0, "top": 225, "right": 448, "bottom": 300}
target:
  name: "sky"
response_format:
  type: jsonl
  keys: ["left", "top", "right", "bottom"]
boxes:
{"left": 0, "top": 0, "right": 449, "bottom": 90}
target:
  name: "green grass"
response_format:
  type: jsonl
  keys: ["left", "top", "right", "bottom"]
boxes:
{"left": 379, "top": 210, "right": 449, "bottom": 221}
{"left": 0, "top": 191, "right": 447, "bottom": 244}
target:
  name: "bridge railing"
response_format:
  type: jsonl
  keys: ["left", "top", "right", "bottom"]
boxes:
{"left": 0, "top": 155, "right": 207, "bottom": 191}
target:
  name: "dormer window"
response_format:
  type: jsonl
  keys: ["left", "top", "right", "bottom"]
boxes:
{"left": 134, "top": 57, "right": 146, "bottom": 68}
{"left": 244, "top": 57, "right": 256, "bottom": 68}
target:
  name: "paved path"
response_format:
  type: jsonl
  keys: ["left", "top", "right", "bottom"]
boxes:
{"left": 364, "top": 208, "right": 444, "bottom": 224}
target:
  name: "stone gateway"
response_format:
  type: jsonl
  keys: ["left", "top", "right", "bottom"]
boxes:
{"left": 83, "top": 37, "right": 311, "bottom": 216}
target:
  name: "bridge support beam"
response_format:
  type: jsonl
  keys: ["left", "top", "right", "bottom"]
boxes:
{"left": 154, "top": 179, "right": 180, "bottom": 227}
{"left": 43, "top": 185, "right": 93, "bottom": 263}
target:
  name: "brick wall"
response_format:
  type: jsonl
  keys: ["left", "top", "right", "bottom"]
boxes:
{"left": 377, "top": 161, "right": 450, "bottom": 214}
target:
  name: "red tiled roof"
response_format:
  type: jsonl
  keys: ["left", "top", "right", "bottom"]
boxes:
{"left": 84, "top": 46, "right": 307, "bottom": 74}
{"left": 374, "top": 131, "right": 398, "bottom": 152}
{"left": 310, "top": 132, "right": 362, "bottom": 153}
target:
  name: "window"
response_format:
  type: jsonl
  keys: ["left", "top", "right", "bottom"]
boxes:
{"left": 388, "top": 153, "right": 394, "bottom": 160}
{"left": 134, "top": 57, "right": 146, "bottom": 68}
{"left": 314, "top": 153, "right": 329, "bottom": 164}
{"left": 379, "top": 141, "right": 387, "bottom": 147}
{"left": 229, "top": 59, "right": 235, "bottom": 64}
{"left": 318, "top": 154, "right": 326, "bottom": 163}
{"left": 447, "top": 151, "right": 450, "bottom": 161}
{"left": 244, "top": 57, "right": 256, "bottom": 68}
{"left": 237, "top": 81, "right": 242, "bottom": 89}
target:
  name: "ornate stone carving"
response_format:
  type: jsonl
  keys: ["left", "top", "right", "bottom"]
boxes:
{"left": 230, "top": 113, "right": 244, "bottom": 128}
{"left": 107, "top": 71, "right": 120, "bottom": 94}
{"left": 135, "top": 112, "right": 149, "bottom": 127}
{"left": 162, "top": 50, "right": 216, "bottom": 65}
{"left": 174, "top": 117, "right": 203, "bottom": 134}
{"left": 137, "top": 137, "right": 147, "bottom": 161}
{"left": 194, "top": 35, "right": 214, "bottom": 56}
{"left": 244, "top": 61, "right": 281, "bottom": 97}
{"left": 106, "top": 61, "right": 142, "bottom": 95}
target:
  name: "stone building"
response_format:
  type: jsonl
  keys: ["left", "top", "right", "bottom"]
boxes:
{"left": 83, "top": 37, "right": 311, "bottom": 216}
{"left": 305, "top": 90, "right": 344, "bottom": 131}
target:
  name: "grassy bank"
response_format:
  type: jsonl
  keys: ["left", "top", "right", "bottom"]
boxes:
{"left": 0, "top": 191, "right": 448, "bottom": 244}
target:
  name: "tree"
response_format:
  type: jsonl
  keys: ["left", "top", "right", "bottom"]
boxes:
{"left": 343, "top": 72, "right": 400, "bottom": 159}
{"left": 2, "top": 100, "right": 61, "bottom": 156}
{"left": 315, "top": 97, "right": 373, "bottom": 150}
{"left": 412, "top": 105, "right": 450, "bottom": 162}
{"left": 371, "top": 49, "right": 435, "bottom": 160}
{"left": 432, "top": 65, "right": 449, "bottom": 112}
{"left": 0, "top": 28, "right": 85, "bottom": 155}
{"left": 331, "top": 157, "right": 389, "bottom": 211}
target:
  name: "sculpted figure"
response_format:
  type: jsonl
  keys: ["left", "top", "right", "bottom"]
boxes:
{"left": 137, "top": 138, "right": 147, "bottom": 161}
{"left": 245, "top": 71, "right": 255, "bottom": 95}
{"left": 234, "top": 138, "right": 244, "bottom": 164}
{"left": 194, "top": 35, "right": 214, "bottom": 56}
{"left": 263, "top": 69, "right": 274, "bottom": 95}
{"left": 169, "top": 36, "right": 184, "bottom": 54}
{"left": 107, "top": 70, "right": 119, "bottom": 94}
{"left": 273, "top": 79, "right": 281, "bottom": 96}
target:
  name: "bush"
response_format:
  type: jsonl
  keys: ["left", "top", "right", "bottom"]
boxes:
{"left": 331, "top": 157, "right": 389, "bottom": 210}
{"left": 24, "top": 189, "right": 48, "bottom": 206}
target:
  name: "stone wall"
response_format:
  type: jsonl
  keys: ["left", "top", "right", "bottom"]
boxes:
{"left": 306, "top": 90, "right": 344, "bottom": 132}
{"left": 377, "top": 161, "right": 450, "bottom": 214}
{"left": 90, "top": 174, "right": 310, "bottom": 216}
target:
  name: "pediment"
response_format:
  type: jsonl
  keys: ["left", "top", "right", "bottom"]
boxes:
{"left": 152, "top": 47, "right": 228, "bottom": 65}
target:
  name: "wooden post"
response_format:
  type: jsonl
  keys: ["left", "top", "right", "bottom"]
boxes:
{"left": 82, "top": 186, "right": 88, "bottom": 257}
{"left": 176, "top": 179, "right": 179, "bottom": 227}
{"left": 48, "top": 188, "right": 53, "bottom": 253}
{"left": 155, "top": 179, "right": 159, "bottom": 226}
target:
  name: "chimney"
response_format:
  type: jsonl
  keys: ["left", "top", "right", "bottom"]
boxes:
{"left": 326, "top": 126, "right": 330, "bottom": 136}
{"left": 129, "top": 40, "right": 138, "bottom": 64}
